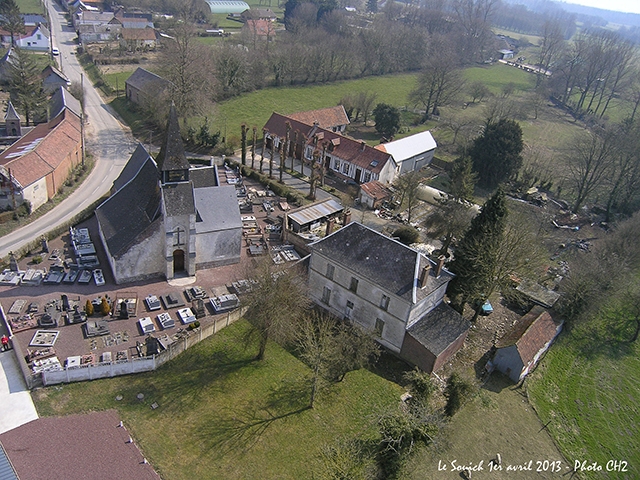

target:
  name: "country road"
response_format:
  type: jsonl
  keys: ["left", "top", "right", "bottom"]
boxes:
{"left": 0, "top": 1, "right": 136, "bottom": 258}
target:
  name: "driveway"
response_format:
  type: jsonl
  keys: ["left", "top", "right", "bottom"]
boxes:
{"left": 0, "top": 351, "right": 38, "bottom": 434}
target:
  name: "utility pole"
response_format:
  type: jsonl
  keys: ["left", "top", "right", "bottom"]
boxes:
{"left": 81, "top": 73, "right": 86, "bottom": 167}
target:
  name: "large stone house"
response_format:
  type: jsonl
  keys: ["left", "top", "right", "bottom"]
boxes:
{"left": 95, "top": 105, "right": 242, "bottom": 284}
{"left": 0, "top": 90, "right": 82, "bottom": 212}
{"left": 308, "top": 222, "right": 470, "bottom": 372}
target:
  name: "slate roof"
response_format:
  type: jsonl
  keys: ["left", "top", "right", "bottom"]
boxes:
{"left": 0, "top": 410, "right": 160, "bottom": 480}
{"left": 0, "top": 443, "right": 18, "bottom": 480}
{"left": 375, "top": 130, "right": 436, "bottom": 162}
{"left": 310, "top": 222, "right": 453, "bottom": 302}
{"left": 162, "top": 181, "right": 196, "bottom": 217}
{"left": 190, "top": 165, "right": 218, "bottom": 188}
{"left": 48, "top": 86, "right": 82, "bottom": 119}
{"left": 194, "top": 185, "right": 241, "bottom": 233}
{"left": 4, "top": 102, "right": 20, "bottom": 122}
{"left": 96, "top": 156, "right": 161, "bottom": 256}
{"left": 496, "top": 306, "right": 563, "bottom": 366}
{"left": 42, "top": 64, "right": 71, "bottom": 85}
{"left": 112, "top": 143, "right": 153, "bottom": 193}
{"left": 359, "top": 180, "right": 391, "bottom": 201}
{"left": 157, "top": 103, "right": 190, "bottom": 173}
{"left": 288, "top": 106, "right": 350, "bottom": 130}
{"left": 0, "top": 110, "right": 81, "bottom": 188}
{"left": 406, "top": 302, "right": 469, "bottom": 356}
{"left": 125, "top": 67, "right": 169, "bottom": 93}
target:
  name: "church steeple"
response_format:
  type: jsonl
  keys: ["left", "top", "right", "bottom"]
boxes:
{"left": 157, "top": 103, "right": 190, "bottom": 184}
{"left": 5, "top": 101, "right": 21, "bottom": 137}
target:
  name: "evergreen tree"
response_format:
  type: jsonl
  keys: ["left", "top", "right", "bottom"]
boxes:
{"left": 444, "top": 373, "right": 475, "bottom": 417}
{"left": 469, "top": 118, "right": 523, "bottom": 189}
{"left": 367, "top": 0, "right": 378, "bottom": 13}
{"left": 8, "top": 47, "right": 47, "bottom": 126}
{"left": 449, "top": 155, "right": 477, "bottom": 202}
{"left": 0, "top": 0, "right": 25, "bottom": 45}
{"left": 373, "top": 103, "right": 401, "bottom": 139}
{"left": 446, "top": 188, "right": 508, "bottom": 314}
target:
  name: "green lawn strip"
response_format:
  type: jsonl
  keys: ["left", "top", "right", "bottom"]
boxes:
{"left": 403, "top": 372, "right": 566, "bottom": 479}
{"left": 102, "top": 71, "right": 134, "bottom": 93}
{"left": 32, "top": 320, "right": 402, "bottom": 480}
{"left": 528, "top": 329, "right": 640, "bottom": 479}
{"left": 462, "top": 63, "right": 535, "bottom": 95}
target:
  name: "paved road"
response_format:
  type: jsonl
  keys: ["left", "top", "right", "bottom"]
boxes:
{"left": 0, "top": 1, "right": 136, "bottom": 258}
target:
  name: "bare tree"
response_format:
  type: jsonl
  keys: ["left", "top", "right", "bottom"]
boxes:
{"left": 160, "top": 22, "right": 213, "bottom": 123}
{"left": 566, "top": 127, "right": 616, "bottom": 213}
{"left": 536, "top": 19, "right": 565, "bottom": 87}
{"left": 243, "top": 259, "right": 310, "bottom": 361}
{"left": 393, "top": 171, "right": 424, "bottom": 223}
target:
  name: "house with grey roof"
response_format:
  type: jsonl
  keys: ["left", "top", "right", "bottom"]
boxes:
{"left": 125, "top": 67, "right": 170, "bottom": 106}
{"left": 96, "top": 104, "right": 241, "bottom": 284}
{"left": 308, "top": 222, "right": 469, "bottom": 372}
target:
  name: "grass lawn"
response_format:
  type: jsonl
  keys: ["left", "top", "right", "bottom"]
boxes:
{"left": 402, "top": 373, "right": 567, "bottom": 479}
{"left": 102, "top": 71, "right": 134, "bottom": 94}
{"left": 463, "top": 63, "right": 535, "bottom": 95}
{"left": 211, "top": 73, "right": 419, "bottom": 141}
{"left": 528, "top": 322, "right": 640, "bottom": 479}
{"left": 15, "top": 0, "right": 43, "bottom": 13}
{"left": 32, "top": 320, "right": 403, "bottom": 480}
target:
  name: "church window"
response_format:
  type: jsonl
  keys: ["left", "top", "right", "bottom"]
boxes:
{"left": 173, "top": 227, "right": 186, "bottom": 246}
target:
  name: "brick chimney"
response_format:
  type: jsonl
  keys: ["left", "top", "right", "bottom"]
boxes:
{"left": 326, "top": 217, "right": 335, "bottom": 236}
{"left": 418, "top": 264, "right": 431, "bottom": 288}
{"left": 342, "top": 208, "right": 351, "bottom": 226}
{"left": 434, "top": 255, "right": 446, "bottom": 278}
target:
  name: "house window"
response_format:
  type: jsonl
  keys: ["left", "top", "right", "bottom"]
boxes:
{"left": 326, "top": 263, "right": 335, "bottom": 280}
{"left": 380, "top": 294, "right": 390, "bottom": 311}
{"left": 321, "top": 286, "right": 331, "bottom": 304}
{"left": 349, "top": 277, "right": 358, "bottom": 293}
{"left": 374, "top": 318, "right": 385, "bottom": 337}
{"left": 334, "top": 159, "right": 340, "bottom": 170}
{"left": 37, "top": 34, "right": 42, "bottom": 40}
{"left": 342, "top": 163, "right": 350, "bottom": 175}
{"left": 364, "top": 171, "right": 371, "bottom": 183}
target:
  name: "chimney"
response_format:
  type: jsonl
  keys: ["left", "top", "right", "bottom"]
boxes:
{"left": 435, "top": 255, "right": 446, "bottom": 278}
{"left": 360, "top": 141, "right": 366, "bottom": 151}
{"left": 418, "top": 264, "right": 431, "bottom": 288}
{"left": 326, "top": 217, "right": 335, "bottom": 236}
{"left": 342, "top": 208, "right": 351, "bottom": 226}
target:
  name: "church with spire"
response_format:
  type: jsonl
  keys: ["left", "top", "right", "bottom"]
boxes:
{"left": 96, "top": 104, "right": 242, "bottom": 284}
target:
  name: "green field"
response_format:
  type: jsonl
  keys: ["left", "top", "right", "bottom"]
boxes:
{"left": 528, "top": 318, "right": 640, "bottom": 479}
{"left": 32, "top": 320, "right": 403, "bottom": 480}
{"left": 15, "top": 0, "right": 43, "bottom": 13}
{"left": 463, "top": 63, "right": 535, "bottom": 95}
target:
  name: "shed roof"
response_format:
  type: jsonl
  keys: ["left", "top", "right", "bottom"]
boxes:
{"left": 205, "top": 0, "right": 250, "bottom": 14}
{"left": 121, "top": 27, "right": 157, "bottom": 41}
{"left": 496, "top": 306, "right": 563, "bottom": 366}
{"left": 359, "top": 180, "right": 391, "bottom": 201}
{"left": 406, "top": 302, "right": 469, "bottom": 356}
{"left": 125, "top": 67, "right": 169, "bottom": 92}
{"left": 288, "top": 199, "right": 343, "bottom": 227}
{"left": 375, "top": 130, "right": 436, "bottom": 162}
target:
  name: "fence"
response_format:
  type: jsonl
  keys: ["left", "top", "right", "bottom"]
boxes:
{"left": 5, "top": 305, "right": 246, "bottom": 388}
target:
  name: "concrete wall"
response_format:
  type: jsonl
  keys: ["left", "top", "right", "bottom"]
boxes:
{"left": 308, "top": 252, "right": 411, "bottom": 352}
{"left": 111, "top": 222, "right": 165, "bottom": 284}
{"left": 195, "top": 227, "right": 242, "bottom": 268}
{"left": 492, "top": 345, "right": 524, "bottom": 383}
